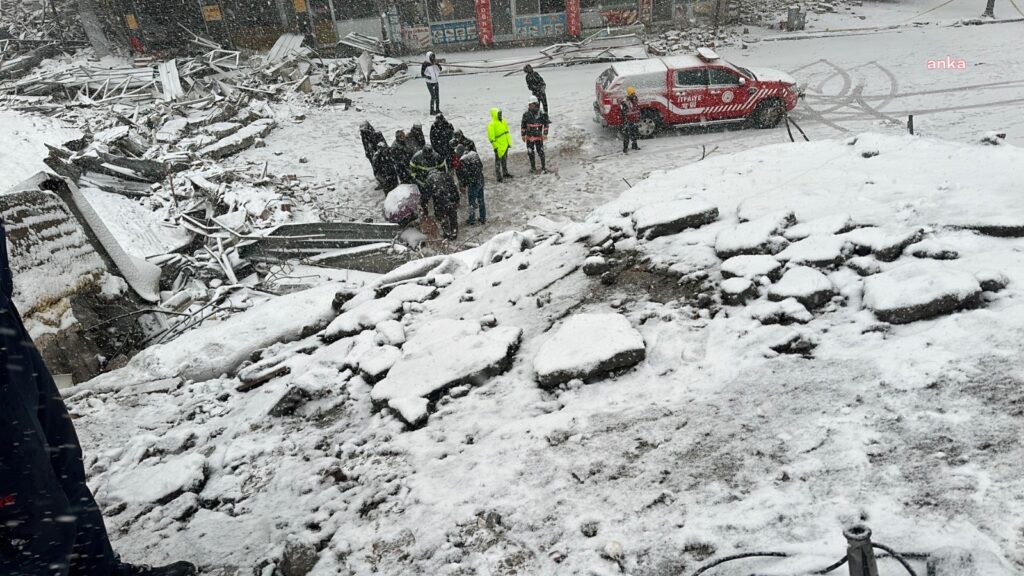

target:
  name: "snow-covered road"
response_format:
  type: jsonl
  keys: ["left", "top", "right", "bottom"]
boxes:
{"left": 238, "top": 19, "right": 1024, "bottom": 245}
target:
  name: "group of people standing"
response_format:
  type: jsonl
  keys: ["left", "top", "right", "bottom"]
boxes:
{"left": 359, "top": 113, "right": 483, "bottom": 241}
{"left": 354, "top": 53, "right": 556, "bottom": 243}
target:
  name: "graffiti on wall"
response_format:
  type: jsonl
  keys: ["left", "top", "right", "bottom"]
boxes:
{"left": 429, "top": 19, "right": 478, "bottom": 44}
{"left": 514, "top": 13, "right": 566, "bottom": 38}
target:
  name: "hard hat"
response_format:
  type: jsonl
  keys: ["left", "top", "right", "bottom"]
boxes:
{"left": 626, "top": 86, "right": 637, "bottom": 96}
{"left": 529, "top": 95, "right": 539, "bottom": 105}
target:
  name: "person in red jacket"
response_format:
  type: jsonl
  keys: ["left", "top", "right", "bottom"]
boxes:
{"left": 520, "top": 96, "right": 551, "bottom": 173}
{"left": 620, "top": 86, "right": 641, "bottom": 154}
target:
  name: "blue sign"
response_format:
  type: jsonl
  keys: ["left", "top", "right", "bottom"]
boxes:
{"left": 515, "top": 13, "right": 567, "bottom": 38}
{"left": 430, "top": 19, "right": 478, "bottom": 44}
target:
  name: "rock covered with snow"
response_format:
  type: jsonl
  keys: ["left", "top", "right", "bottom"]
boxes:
{"left": 631, "top": 199, "right": 719, "bottom": 240}
{"left": 863, "top": 262, "right": 982, "bottom": 324}
{"left": 720, "top": 277, "right": 758, "bottom": 305}
{"left": 104, "top": 453, "right": 207, "bottom": 506}
{"left": 720, "top": 254, "right": 782, "bottom": 280}
{"left": 715, "top": 211, "right": 795, "bottom": 258}
{"left": 324, "top": 296, "right": 403, "bottom": 342}
{"left": 767, "top": 266, "right": 836, "bottom": 308}
{"left": 534, "top": 313, "right": 646, "bottom": 387}
{"left": 775, "top": 235, "right": 852, "bottom": 268}
{"left": 784, "top": 213, "right": 856, "bottom": 241}
{"left": 841, "top": 226, "right": 925, "bottom": 262}
{"left": 747, "top": 298, "right": 813, "bottom": 324}
{"left": 371, "top": 319, "right": 522, "bottom": 405}
{"left": 847, "top": 256, "right": 881, "bottom": 276}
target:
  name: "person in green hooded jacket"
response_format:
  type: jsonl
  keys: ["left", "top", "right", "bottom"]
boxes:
{"left": 487, "top": 108, "right": 514, "bottom": 183}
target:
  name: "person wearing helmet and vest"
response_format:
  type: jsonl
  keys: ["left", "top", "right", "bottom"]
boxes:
{"left": 620, "top": 86, "right": 642, "bottom": 154}
{"left": 520, "top": 95, "right": 551, "bottom": 173}
{"left": 487, "top": 108, "right": 514, "bottom": 183}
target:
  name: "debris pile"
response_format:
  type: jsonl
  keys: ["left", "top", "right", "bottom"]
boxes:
{"left": 0, "top": 35, "right": 418, "bottom": 351}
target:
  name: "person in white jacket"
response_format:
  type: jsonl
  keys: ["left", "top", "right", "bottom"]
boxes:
{"left": 421, "top": 51, "right": 442, "bottom": 115}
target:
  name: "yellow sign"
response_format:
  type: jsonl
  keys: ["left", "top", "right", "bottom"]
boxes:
{"left": 293, "top": 0, "right": 308, "bottom": 13}
{"left": 124, "top": 13, "right": 139, "bottom": 30}
{"left": 201, "top": 4, "right": 223, "bottom": 21}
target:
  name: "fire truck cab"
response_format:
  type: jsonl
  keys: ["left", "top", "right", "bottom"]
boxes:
{"left": 594, "top": 48, "right": 801, "bottom": 137}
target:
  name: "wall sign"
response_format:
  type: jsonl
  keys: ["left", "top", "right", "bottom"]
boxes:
{"left": 429, "top": 19, "right": 479, "bottom": 44}
{"left": 475, "top": 0, "right": 493, "bottom": 45}
{"left": 201, "top": 5, "right": 223, "bottom": 22}
{"left": 565, "top": 0, "right": 581, "bottom": 36}
{"left": 515, "top": 13, "right": 567, "bottom": 38}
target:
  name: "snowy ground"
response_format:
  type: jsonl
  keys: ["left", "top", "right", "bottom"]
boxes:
{"left": 237, "top": 18, "right": 1024, "bottom": 248}
{"left": 65, "top": 130, "right": 1024, "bottom": 576}
{"left": 4, "top": 8, "right": 1024, "bottom": 576}
{"left": 0, "top": 109, "right": 80, "bottom": 192}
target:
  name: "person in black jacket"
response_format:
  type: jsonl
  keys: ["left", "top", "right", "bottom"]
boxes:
{"left": 450, "top": 129, "right": 477, "bottom": 154}
{"left": 455, "top": 145, "right": 486, "bottom": 226}
{"left": 523, "top": 64, "right": 548, "bottom": 113}
{"left": 408, "top": 123, "right": 426, "bottom": 151}
{"left": 430, "top": 113, "right": 455, "bottom": 170}
{"left": 359, "top": 121, "right": 385, "bottom": 163}
{"left": 521, "top": 96, "right": 551, "bottom": 173}
{"left": 391, "top": 130, "right": 413, "bottom": 183}
{"left": 410, "top": 145, "right": 446, "bottom": 211}
{"left": 372, "top": 142, "right": 399, "bottom": 194}
{"left": 0, "top": 221, "right": 197, "bottom": 576}
{"left": 426, "top": 169, "right": 460, "bottom": 240}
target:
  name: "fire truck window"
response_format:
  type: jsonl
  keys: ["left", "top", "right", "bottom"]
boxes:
{"left": 708, "top": 68, "right": 742, "bottom": 86}
{"left": 675, "top": 68, "right": 708, "bottom": 87}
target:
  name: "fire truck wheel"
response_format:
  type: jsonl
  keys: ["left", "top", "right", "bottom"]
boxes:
{"left": 636, "top": 110, "right": 662, "bottom": 138}
{"left": 753, "top": 99, "right": 785, "bottom": 129}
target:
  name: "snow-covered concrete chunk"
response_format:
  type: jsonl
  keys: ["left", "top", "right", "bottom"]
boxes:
{"left": 371, "top": 319, "right": 522, "bottom": 403}
{"left": 720, "top": 277, "right": 758, "bottom": 305}
{"left": 863, "top": 262, "right": 982, "bottom": 324}
{"left": 847, "top": 256, "right": 881, "bottom": 277}
{"left": 775, "top": 235, "right": 852, "bottom": 268}
{"left": 908, "top": 239, "right": 959, "bottom": 260}
{"left": 715, "top": 211, "right": 794, "bottom": 258}
{"left": 632, "top": 199, "right": 719, "bottom": 240}
{"left": 747, "top": 298, "right": 813, "bottom": 325}
{"left": 534, "top": 313, "right": 646, "bottom": 387}
{"left": 388, "top": 397, "right": 429, "bottom": 427}
{"left": 385, "top": 283, "right": 438, "bottom": 303}
{"left": 767, "top": 266, "right": 836, "bottom": 308}
{"left": 360, "top": 345, "right": 402, "bottom": 383}
{"left": 976, "top": 270, "right": 1009, "bottom": 292}
{"left": 198, "top": 119, "right": 275, "bottom": 159}
{"left": 374, "top": 320, "right": 407, "bottom": 346}
{"left": 720, "top": 255, "right": 782, "bottom": 280}
{"left": 324, "top": 297, "right": 403, "bottom": 342}
{"left": 841, "top": 227, "right": 924, "bottom": 262}
{"left": 106, "top": 453, "right": 207, "bottom": 506}
{"left": 784, "top": 213, "right": 856, "bottom": 241}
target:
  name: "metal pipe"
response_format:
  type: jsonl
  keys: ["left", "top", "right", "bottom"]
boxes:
{"left": 844, "top": 525, "right": 880, "bottom": 576}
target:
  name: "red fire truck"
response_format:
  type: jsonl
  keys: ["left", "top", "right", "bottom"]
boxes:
{"left": 594, "top": 48, "right": 801, "bottom": 137}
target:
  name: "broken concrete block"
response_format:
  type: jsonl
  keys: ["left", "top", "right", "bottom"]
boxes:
{"left": 205, "top": 122, "right": 242, "bottom": 139}
{"left": 583, "top": 255, "right": 612, "bottom": 276}
{"left": 388, "top": 397, "right": 429, "bottom": 427}
{"left": 280, "top": 540, "right": 320, "bottom": 576}
{"left": 534, "top": 313, "right": 646, "bottom": 388}
{"left": 156, "top": 117, "right": 189, "bottom": 144}
{"left": 715, "top": 211, "right": 795, "bottom": 258}
{"left": 360, "top": 345, "right": 402, "bottom": 383}
{"left": 268, "top": 385, "right": 313, "bottom": 417}
{"left": 775, "top": 235, "right": 852, "bottom": 268}
{"left": 747, "top": 298, "right": 813, "bottom": 325}
{"left": 840, "top": 226, "right": 924, "bottom": 262}
{"left": 720, "top": 254, "right": 782, "bottom": 280}
{"left": 106, "top": 453, "right": 207, "bottom": 506}
{"left": 720, "top": 277, "right": 758, "bottom": 305}
{"left": 374, "top": 320, "right": 407, "bottom": 346}
{"left": 908, "top": 239, "right": 959, "bottom": 260}
{"left": 370, "top": 319, "right": 522, "bottom": 403}
{"left": 198, "top": 119, "right": 276, "bottom": 160}
{"left": 976, "top": 270, "right": 1009, "bottom": 292}
{"left": 784, "top": 213, "right": 856, "bottom": 241}
{"left": 323, "top": 297, "right": 403, "bottom": 342}
{"left": 863, "top": 262, "right": 982, "bottom": 324}
{"left": 770, "top": 331, "right": 817, "bottom": 356}
{"left": 846, "top": 256, "right": 881, "bottom": 276}
{"left": 632, "top": 199, "right": 719, "bottom": 240}
{"left": 768, "top": 266, "right": 836, "bottom": 308}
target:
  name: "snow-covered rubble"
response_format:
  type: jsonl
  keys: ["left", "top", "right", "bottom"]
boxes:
{"left": 66, "top": 133, "right": 1024, "bottom": 576}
